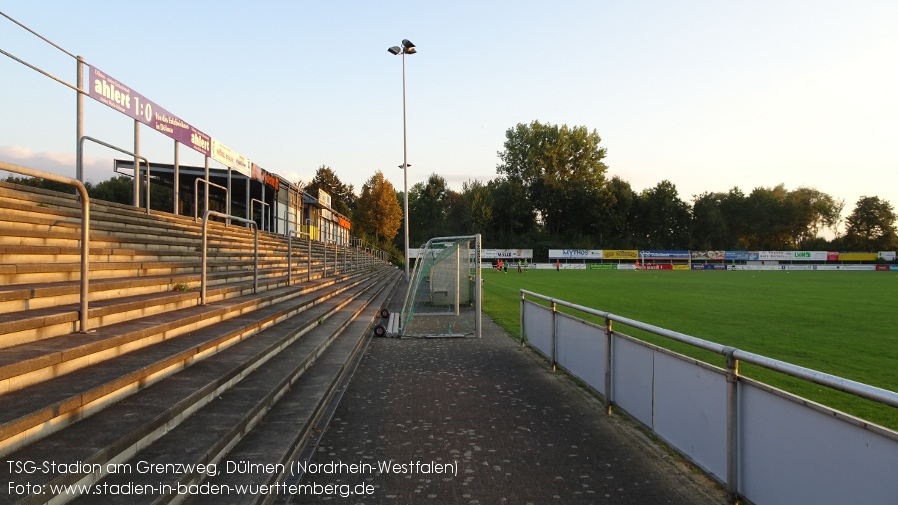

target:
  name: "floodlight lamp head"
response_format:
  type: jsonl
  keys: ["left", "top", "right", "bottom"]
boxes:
{"left": 388, "top": 46, "right": 402, "bottom": 55}
{"left": 402, "top": 39, "right": 416, "bottom": 53}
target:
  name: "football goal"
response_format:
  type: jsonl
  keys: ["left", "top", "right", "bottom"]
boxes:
{"left": 399, "top": 234, "right": 482, "bottom": 337}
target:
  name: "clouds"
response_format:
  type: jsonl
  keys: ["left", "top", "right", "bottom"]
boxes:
{"left": 0, "top": 145, "right": 109, "bottom": 183}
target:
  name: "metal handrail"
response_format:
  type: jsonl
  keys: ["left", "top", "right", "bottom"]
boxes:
{"left": 250, "top": 198, "right": 270, "bottom": 233}
{"left": 201, "top": 211, "right": 257, "bottom": 305}
{"left": 1, "top": 161, "right": 91, "bottom": 332}
{"left": 287, "top": 230, "right": 312, "bottom": 284}
{"left": 520, "top": 288, "right": 898, "bottom": 504}
{"left": 79, "top": 136, "right": 151, "bottom": 213}
{"left": 193, "top": 178, "right": 228, "bottom": 222}
{"left": 519, "top": 289, "right": 898, "bottom": 407}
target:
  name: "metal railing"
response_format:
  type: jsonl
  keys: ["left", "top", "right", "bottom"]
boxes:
{"left": 1, "top": 161, "right": 91, "bottom": 332}
{"left": 520, "top": 289, "right": 898, "bottom": 504}
{"left": 250, "top": 199, "right": 269, "bottom": 232}
{"left": 193, "top": 178, "right": 229, "bottom": 222}
{"left": 82, "top": 136, "right": 151, "bottom": 213}
{"left": 201, "top": 211, "right": 258, "bottom": 305}
{"left": 287, "top": 230, "right": 312, "bottom": 284}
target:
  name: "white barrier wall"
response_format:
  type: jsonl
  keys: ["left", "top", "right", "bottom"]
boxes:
{"left": 521, "top": 300, "right": 898, "bottom": 505}
{"left": 739, "top": 380, "right": 898, "bottom": 505}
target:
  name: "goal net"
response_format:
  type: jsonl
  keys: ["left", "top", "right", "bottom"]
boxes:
{"left": 400, "top": 234, "right": 482, "bottom": 337}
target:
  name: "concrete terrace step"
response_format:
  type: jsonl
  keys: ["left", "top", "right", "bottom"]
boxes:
{"left": 0, "top": 269, "right": 393, "bottom": 462}
{"left": 0, "top": 269, "right": 399, "bottom": 505}
{"left": 0, "top": 265, "right": 281, "bottom": 314}
{"left": 187, "top": 277, "right": 402, "bottom": 505}
{"left": 0, "top": 268, "right": 291, "bottom": 347}
{"left": 0, "top": 192, "right": 295, "bottom": 253}
{"left": 0, "top": 270, "right": 371, "bottom": 388}
{"left": 0, "top": 256, "right": 297, "bottom": 286}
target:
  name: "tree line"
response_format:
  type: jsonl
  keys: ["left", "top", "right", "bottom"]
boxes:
{"left": 7, "top": 120, "right": 897, "bottom": 264}
{"left": 341, "top": 121, "right": 897, "bottom": 261}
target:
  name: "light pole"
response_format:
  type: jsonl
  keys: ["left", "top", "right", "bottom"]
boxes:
{"left": 388, "top": 39, "right": 416, "bottom": 282}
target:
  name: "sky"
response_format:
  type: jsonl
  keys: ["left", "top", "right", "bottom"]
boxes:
{"left": 2, "top": 1, "right": 897, "bottom": 231}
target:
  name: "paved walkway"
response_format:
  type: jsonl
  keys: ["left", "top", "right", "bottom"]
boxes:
{"left": 295, "top": 303, "right": 725, "bottom": 503}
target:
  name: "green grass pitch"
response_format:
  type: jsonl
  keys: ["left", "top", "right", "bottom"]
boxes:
{"left": 481, "top": 268, "right": 898, "bottom": 431}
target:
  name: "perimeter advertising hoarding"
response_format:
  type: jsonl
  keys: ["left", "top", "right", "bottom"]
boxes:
{"left": 725, "top": 251, "right": 760, "bottom": 261}
{"left": 691, "top": 251, "right": 726, "bottom": 260}
{"left": 640, "top": 250, "right": 690, "bottom": 260}
{"left": 211, "top": 139, "right": 250, "bottom": 176}
{"left": 759, "top": 251, "right": 830, "bottom": 261}
{"left": 603, "top": 250, "right": 639, "bottom": 260}
{"left": 412, "top": 249, "right": 532, "bottom": 260}
{"left": 548, "top": 249, "right": 602, "bottom": 259}
{"left": 483, "top": 249, "right": 534, "bottom": 259}
{"left": 86, "top": 65, "right": 211, "bottom": 157}
{"left": 838, "top": 252, "right": 879, "bottom": 261}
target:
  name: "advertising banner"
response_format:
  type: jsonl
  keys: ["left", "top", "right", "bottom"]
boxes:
{"left": 838, "top": 252, "right": 878, "bottom": 261}
{"left": 641, "top": 250, "right": 690, "bottom": 260}
{"left": 211, "top": 139, "right": 250, "bottom": 176}
{"left": 549, "top": 249, "right": 603, "bottom": 259}
{"left": 791, "top": 251, "right": 829, "bottom": 261}
{"left": 587, "top": 264, "right": 617, "bottom": 270}
{"left": 603, "top": 250, "right": 639, "bottom": 260}
{"left": 692, "top": 264, "right": 728, "bottom": 270}
{"left": 86, "top": 65, "right": 211, "bottom": 156}
{"left": 483, "top": 249, "right": 534, "bottom": 259}
{"left": 691, "top": 251, "right": 726, "bottom": 260}
{"left": 758, "top": 251, "right": 793, "bottom": 261}
{"left": 642, "top": 264, "right": 673, "bottom": 270}
{"left": 880, "top": 251, "right": 897, "bottom": 261}
{"left": 725, "top": 251, "right": 759, "bottom": 261}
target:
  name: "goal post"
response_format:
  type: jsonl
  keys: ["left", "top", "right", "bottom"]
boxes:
{"left": 399, "top": 234, "right": 482, "bottom": 338}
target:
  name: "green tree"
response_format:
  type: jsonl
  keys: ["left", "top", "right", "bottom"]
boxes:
{"left": 303, "top": 165, "right": 355, "bottom": 217}
{"left": 3, "top": 175, "right": 83, "bottom": 194}
{"left": 632, "top": 180, "right": 691, "bottom": 249}
{"left": 843, "top": 196, "right": 897, "bottom": 251}
{"left": 602, "top": 176, "right": 636, "bottom": 247}
{"left": 407, "top": 174, "right": 448, "bottom": 245}
{"left": 691, "top": 192, "right": 731, "bottom": 250}
{"left": 719, "top": 187, "right": 749, "bottom": 248}
{"left": 496, "top": 120, "right": 608, "bottom": 238}
{"left": 784, "top": 187, "right": 843, "bottom": 246}
{"left": 89, "top": 176, "right": 133, "bottom": 205}
{"left": 354, "top": 171, "right": 402, "bottom": 246}
{"left": 487, "top": 177, "right": 536, "bottom": 243}
{"left": 743, "top": 186, "right": 793, "bottom": 249}
{"left": 461, "top": 179, "right": 493, "bottom": 236}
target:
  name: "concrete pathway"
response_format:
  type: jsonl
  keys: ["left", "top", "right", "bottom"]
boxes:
{"left": 295, "top": 312, "right": 725, "bottom": 504}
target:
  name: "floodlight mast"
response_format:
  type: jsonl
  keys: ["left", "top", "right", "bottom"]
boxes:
{"left": 387, "top": 39, "right": 416, "bottom": 281}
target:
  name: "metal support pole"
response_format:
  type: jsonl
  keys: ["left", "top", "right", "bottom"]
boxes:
{"left": 306, "top": 219, "right": 312, "bottom": 281}
{"left": 725, "top": 347, "right": 740, "bottom": 505}
{"left": 401, "top": 50, "right": 410, "bottom": 282}
{"left": 76, "top": 56, "right": 84, "bottom": 182}
{"left": 475, "top": 233, "right": 482, "bottom": 338}
{"left": 133, "top": 120, "right": 140, "bottom": 208}
{"left": 550, "top": 300, "right": 558, "bottom": 372}
{"left": 173, "top": 141, "right": 180, "bottom": 215}
{"left": 201, "top": 211, "right": 257, "bottom": 305}
{"left": 454, "top": 242, "right": 461, "bottom": 316}
{"left": 1, "top": 162, "right": 90, "bottom": 332}
{"left": 519, "top": 290, "right": 526, "bottom": 346}
{"left": 604, "top": 317, "right": 613, "bottom": 414}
